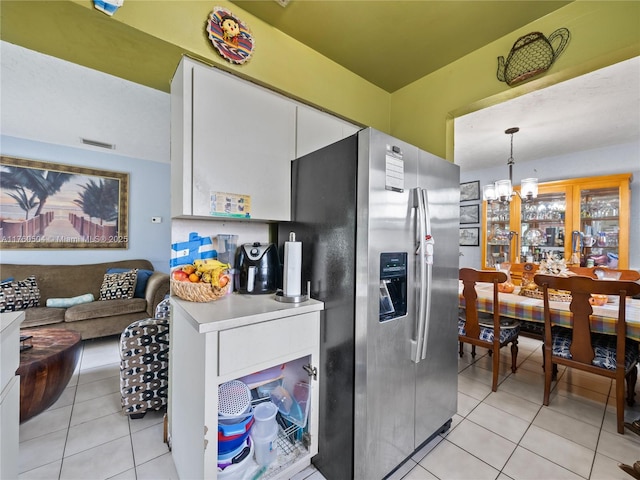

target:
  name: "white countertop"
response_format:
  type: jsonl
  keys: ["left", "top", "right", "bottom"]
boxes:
{"left": 171, "top": 293, "right": 324, "bottom": 333}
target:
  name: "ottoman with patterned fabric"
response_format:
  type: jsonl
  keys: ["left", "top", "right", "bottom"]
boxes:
{"left": 119, "top": 298, "right": 170, "bottom": 418}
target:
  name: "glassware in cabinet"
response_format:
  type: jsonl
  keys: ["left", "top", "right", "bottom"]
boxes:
{"left": 519, "top": 191, "right": 567, "bottom": 263}
{"left": 579, "top": 186, "right": 622, "bottom": 267}
{"left": 484, "top": 202, "right": 513, "bottom": 268}
{"left": 481, "top": 173, "right": 630, "bottom": 271}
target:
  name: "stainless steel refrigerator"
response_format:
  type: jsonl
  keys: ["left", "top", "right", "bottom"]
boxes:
{"left": 279, "top": 127, "right": 460, "bottom": 479}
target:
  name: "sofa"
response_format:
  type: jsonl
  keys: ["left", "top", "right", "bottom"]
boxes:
{"left": 1, "top": 260, "right": 169, "bottom": 339}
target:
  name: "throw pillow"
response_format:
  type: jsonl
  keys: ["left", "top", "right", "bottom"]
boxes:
{"left": 106, "top": 268, "right": 153, "bottom": 298}
{"left": 99, "top": 269, "right": 138, "bottom": 300}
{"left": 0, "top": 275, "right": 40, "bottom": 312}
{"left": 46, "top": 293, "right": 95, "bottom": 308}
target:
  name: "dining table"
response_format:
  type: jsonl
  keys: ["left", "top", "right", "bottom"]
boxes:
{"left": 458, "top": 282, "right": 640, "bottom": 342}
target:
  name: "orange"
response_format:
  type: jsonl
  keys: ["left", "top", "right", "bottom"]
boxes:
{"left": 188, "top": 273, "right": 200, "bottom": 283}
{"left": 182, "top": 265, "right": 196, "bottom": 275}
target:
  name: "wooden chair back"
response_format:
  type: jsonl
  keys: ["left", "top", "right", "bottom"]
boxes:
{"left": 534, "top": 274, "right": 640, "bottom": 433}
{"left": 459, "top": 268, "right": 507, "bottom": 339}
{"left": 459, "top": 268, "right": 519, "bottom": 392}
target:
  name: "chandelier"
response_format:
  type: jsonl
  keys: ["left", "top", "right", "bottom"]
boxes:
{"left": 482, "top": 127, "right": 538, "bottom": 203}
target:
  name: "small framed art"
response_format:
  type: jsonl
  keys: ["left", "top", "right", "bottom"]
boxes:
{"left": 460, "top": 204, "right": 480, "bottom": 224}
{"left": 460, "top": 181, "right": 480, "bottom": 202}
{"left": 459, "top": 227, "right": 480, "bottom": 246}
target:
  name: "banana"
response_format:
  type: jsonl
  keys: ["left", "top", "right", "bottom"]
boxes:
{"left": 190, "top": 259, "right": 231, "bottom": 287}
{"left": 195, "top": 259, "right": 230, "bottom": 273}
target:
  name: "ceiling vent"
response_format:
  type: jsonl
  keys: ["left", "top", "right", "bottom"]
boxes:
{"left": 81, "top": 138, "right": 115, "bottom": 149}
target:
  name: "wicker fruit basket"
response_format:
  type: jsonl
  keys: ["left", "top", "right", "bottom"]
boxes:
{"left": 520, "top": 287, "right": 572, "bottom": 303}
{"left": 171, "top": 280, "right": 228, "bottom": 302}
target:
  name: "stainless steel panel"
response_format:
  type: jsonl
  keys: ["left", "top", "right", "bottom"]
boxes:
{"left": 353, "top": 129, "right": 420, "bottom": 479}
{"left": 282, "top": 135, "right": 359, "bottom": 480}
{"left": 284, "top": 128, "right": 459, "bottom": 480}
{"left": 414, "top": 149, "right": 460, "bottom": 444}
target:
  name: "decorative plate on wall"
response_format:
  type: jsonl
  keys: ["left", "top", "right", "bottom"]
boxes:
{"left": 207, "top": 6, "right": 255, "bottom": 65}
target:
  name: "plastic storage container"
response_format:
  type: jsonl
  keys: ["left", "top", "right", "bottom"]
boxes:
{"left": 217, "top": 234, "right": 238, "bottom": 265}
{"left": 251, "top": 422, "right": 278, "bottom": 467}
{"left": 218, "top": 437, "right": 254, "bottom": 480}
{"left": 252, "top": 401, "right": 278, "bottom": 436}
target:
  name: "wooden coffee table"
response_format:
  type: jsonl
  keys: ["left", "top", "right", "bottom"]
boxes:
{"left": 17, "top": 327, "right": 82, "bottom": 423}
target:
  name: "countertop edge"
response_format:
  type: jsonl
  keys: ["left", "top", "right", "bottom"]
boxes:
{"left": 170, "top": 294, "right": 324, "bottom": 333}
{"left": 1, "top": 311, "right": 25, "bottom": 334}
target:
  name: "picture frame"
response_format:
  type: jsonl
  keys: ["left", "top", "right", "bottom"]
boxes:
{"left": 460, "top": 204, "right": 480, "bottom": 224}
{"left": 459, "top": 227, "right": 480, "bottom": 246}
{"left": 460, "top": 180, "right": 480, "bottom": 202}
{"left": 0, "top": 156, "right": 129, "bottom": 249}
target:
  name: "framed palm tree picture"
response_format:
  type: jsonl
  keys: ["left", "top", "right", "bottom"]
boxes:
{"left": 0, "top": 156, "right": 128, "bottom": 249}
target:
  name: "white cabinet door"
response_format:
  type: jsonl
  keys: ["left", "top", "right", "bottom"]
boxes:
{"left": 191, "top": 65, "right": 296, "bottom": 221}
{"left": 296, "top": 105, "right": 360, "bottom": 158}
{"left": 169, "top": 305, "right": 321, "bottom": 479}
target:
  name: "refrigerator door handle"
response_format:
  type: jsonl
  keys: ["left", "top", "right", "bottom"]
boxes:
{"left": 411, "top": 187, "right": 428, "bottom": 363}
{"left": 420, "top": 189, "right": 433, "bottom": 360}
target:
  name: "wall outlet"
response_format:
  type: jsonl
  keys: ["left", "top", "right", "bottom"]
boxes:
{"left": 151, "top": 216, "right": 162, "bottom": 223}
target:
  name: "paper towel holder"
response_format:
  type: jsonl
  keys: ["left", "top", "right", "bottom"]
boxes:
{"left": 274, "top": 280, "right": 310, "bottom": 303}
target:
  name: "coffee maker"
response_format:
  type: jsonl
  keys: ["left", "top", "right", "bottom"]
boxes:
{"left": 234, "top": 243, "right": 279, "bottom": 294}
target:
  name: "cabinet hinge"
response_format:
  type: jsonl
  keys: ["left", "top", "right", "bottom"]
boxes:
{"left": 303, "top": 364, "right": 317, "bottom": 380}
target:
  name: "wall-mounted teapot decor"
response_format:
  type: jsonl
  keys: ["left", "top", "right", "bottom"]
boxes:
{"left": 497, "top": 28, "right": 570, "bottom": 86}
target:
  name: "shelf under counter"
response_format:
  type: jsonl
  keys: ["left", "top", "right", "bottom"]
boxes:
{"left": 170, "top": 294, "right": 324, "bottom": 333}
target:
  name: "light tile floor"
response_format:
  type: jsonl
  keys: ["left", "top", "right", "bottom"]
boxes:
{"left": 18, "top": 334, "right": 640, "bottom": 479}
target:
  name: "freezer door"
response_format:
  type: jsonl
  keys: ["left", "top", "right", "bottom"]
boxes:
{"left": 414, "top": 149, "right": 460, "bottom": 445}
{"left": 352, "top": 129, "right": 420, "bottom": 479}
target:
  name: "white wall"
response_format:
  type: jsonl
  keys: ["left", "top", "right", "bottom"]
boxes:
{"left": 0, "top": 136, "right": 172, "bottom": 273}
{"left": 459, "top": 140, "right": 640, "bottom": 270}
{"left": 0, "top": 41, "right": 169, "bottom": 163}
{"left": 1, "top": 42, "right": 172, "bottom": 273}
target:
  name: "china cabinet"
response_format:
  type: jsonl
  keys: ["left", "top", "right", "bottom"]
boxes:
{"left": 168, "top": 295, "right": 323, "bottom": 479}
{"left": 481, "top": 174, "right": 631, "bottom": 278}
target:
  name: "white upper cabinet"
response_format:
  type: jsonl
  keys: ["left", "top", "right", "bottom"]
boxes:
{"left": 295, "top": 105, "right": 360, "bottom": 158}
{"left": 171, "top": 57, "right": 359, "bottom": 222}
{"left": 172, "top": 57, "right": 296, "bottom": 221}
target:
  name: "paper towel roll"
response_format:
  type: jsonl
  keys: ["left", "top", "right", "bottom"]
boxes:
{"left": 283, "top": 233, "right": 302, "bottom": 297}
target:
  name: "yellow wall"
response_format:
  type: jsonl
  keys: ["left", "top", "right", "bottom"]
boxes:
{"left": 69, "top": 0, "right": 390, "bottom": 132}
{"left": 391, "top": 1, "right": 640, "bottom": 160}
{"left": 66, "top": 1, "right": 638, "bottom": 158}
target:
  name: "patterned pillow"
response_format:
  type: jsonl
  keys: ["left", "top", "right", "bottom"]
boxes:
{"left": 107, "top": 268, "right": 153, "bottom": 298}
{"left": 99, "top": 269, "right": 138, "bottom": 300}
{"left": 0, "top": 275, "right": 40, "bottom": 312}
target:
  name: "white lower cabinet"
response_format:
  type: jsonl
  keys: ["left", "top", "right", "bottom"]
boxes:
{"left": 169, "top": 296, "right": 322, "bottom": 479}
{"left": 1, "top": 311, "right": 24, "bottom": 480}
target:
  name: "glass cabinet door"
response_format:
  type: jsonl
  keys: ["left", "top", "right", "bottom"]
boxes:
{"left": 519, "top": 190, "right": 567, "bottom": 263}
{"left": 578, "top": 186, "right": 623, "bottom": 267}
{"left": 484, "top": 201, "right": 514, "bottom": 268}
{"left": 480, "top": 174, "right": 630, "bottom": 271}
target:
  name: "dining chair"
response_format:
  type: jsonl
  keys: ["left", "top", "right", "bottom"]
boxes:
{"left": 534, "top": 274, "right": 640, "bottom": 434}
{"left": 459, "top": 268, "right": 520, "bottom": 392}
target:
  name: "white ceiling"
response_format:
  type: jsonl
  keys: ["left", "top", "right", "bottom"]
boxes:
{"left": 454, "top": 56, "right": 640, "bottom": 171}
